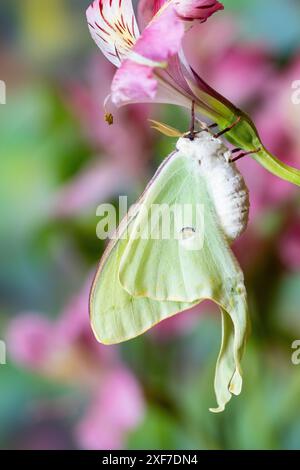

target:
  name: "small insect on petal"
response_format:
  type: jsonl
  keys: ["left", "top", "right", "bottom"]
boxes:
{"left": 105, "top": 112, "right": 114, "bottom": 125}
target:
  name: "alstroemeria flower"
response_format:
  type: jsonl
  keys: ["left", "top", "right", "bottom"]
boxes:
{"left": 87, "top": 0, "right": 223, "bottom": 106}
{"left": 87, "top": 0, "right": 300, "bottom": 187}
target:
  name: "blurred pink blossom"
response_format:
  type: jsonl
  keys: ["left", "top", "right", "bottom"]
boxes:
{"left": 184, "top": 15, "right": 273, "bottom": 105}
{"left": 7, "top": 315, "right": 53, "bottom": 369}
{"left": 237, "top": 57, "right": 300, "bottom": 219}
{"left": 254, "top": 59, "right": 300, "bottom": 159}
{"left": 76, "top": 369, "right": 144, "bottom": 450}
{"left": 152, "top": 302, "right": 215, "bottom": 339}
{"left": 209, "top": 45, "right": 272, "bottom": 105}
{"left": 6, "top": 277, "right": 145, "bottom": 450}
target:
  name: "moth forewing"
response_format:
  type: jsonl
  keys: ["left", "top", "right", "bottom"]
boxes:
{"left": 90, "top": 150, "right": 176, "bottom": 298}
{"left": 89, "top": 152, "right": 195, "bottom": 345}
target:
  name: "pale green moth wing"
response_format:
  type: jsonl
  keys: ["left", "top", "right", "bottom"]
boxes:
{"left": 90, "top": 159, "right": 196, "bottom": 346}
{"left": 119, "top": 149, "right": 249, "bottom": 412}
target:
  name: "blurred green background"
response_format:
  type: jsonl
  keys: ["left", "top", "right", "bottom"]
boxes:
{"left": 0, "top": 0, "right": 300, "bottom": 450}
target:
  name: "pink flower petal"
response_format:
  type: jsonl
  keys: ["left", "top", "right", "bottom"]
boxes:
{"left": 111, "top": 0, "right": 223, "bottom": 105}
{"left": 112, "top": 60, "right": 158, "bottom": 104}
{"left": 174, "top": 0, "right": 224, "bottom": 22}
{"left": 152, "top": 302, "right": 215, "bottom": 339}
{"left": 203, "top": 44, "right": 273, "bottom": 104}
{"left": 111, "top": 5, "right": 185, "bottom": 105}
{"left": 138, "top": 0, "right": 223, "bottom": 27}
{"left": 76, "top": 415, "right": 124, "bottom": 450}
{"left": 86, "top": 0, "right": 139, "bottom": 67}
{"left": 138, "top": 0, "right": 166, "bottom": 28}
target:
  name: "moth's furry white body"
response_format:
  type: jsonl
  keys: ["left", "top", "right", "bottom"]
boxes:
{"left": 176, "top": 132, "right": 249, "bottom": 242}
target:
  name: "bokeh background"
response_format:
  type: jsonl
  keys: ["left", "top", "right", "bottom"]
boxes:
{"left": 1, "top": 0, "right": 300, "bottom": 450}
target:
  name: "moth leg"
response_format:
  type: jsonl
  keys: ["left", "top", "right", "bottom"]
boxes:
{"left": 214, "top": 116, "right": 241, "bottom": 138}
{"left": 232, "top": 147, "right": 242, "bottom": 154}
{"left": 230, "top": 147, "right": 262, "bottom": 163}
{"left": 194, "top": 122, "right": 218, "bottom": 136}
{"left": 208, "top": 123, "right": 218, "bottom": 129}
{"left": 187, "top": 100, "right": 196, "bottom": 140}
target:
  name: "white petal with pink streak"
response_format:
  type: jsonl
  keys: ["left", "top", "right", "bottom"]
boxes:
{"left": 87, "top": 0, "right": 139, "bottom": 67}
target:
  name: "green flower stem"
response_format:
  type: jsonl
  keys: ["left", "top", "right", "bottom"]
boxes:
{"left": 253, "top": 148, "right": 300, "bottom": 187}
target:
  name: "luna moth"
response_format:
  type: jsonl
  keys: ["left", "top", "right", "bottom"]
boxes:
{"left": 90, "top": 123, "right": 250, "bottom": 413}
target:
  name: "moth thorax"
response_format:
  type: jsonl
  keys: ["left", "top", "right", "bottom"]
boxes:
{"left": 176, "top": 133, "right": 250, "bottom": 243}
